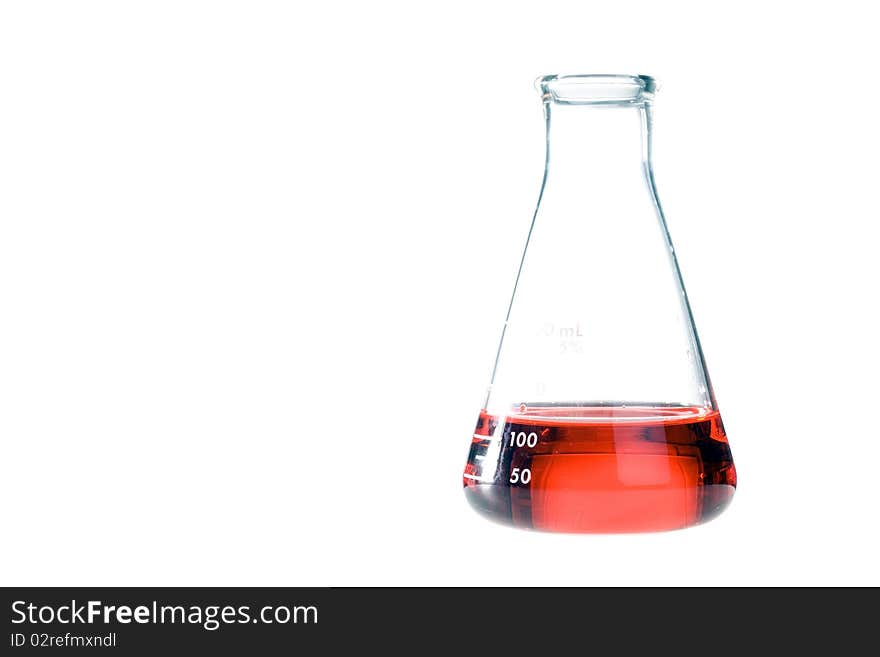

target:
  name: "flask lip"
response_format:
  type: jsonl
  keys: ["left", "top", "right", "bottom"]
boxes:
{"left": 537, "top": 74, "right": 657, "bottom": 106}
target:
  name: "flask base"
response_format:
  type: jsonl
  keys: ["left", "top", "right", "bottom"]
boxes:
{"left": 463, "top": 405, "right": 736, "bottom": 533}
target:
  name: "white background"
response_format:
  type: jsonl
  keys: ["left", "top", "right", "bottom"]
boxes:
{"left": 2, "top": 1, "right": 878, "bottom": 586}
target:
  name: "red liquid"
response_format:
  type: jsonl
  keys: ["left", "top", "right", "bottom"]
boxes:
{"left": 463, "top": 405, "right": 736, "bottom": 533}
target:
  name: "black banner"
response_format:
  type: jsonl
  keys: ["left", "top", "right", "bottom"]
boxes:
{"left": 0, "top": 587, "right": 873, "bottom": 653}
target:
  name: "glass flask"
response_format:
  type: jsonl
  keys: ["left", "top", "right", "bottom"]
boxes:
{"left": 462, "top": 74, "right": 736, "bottom": 533}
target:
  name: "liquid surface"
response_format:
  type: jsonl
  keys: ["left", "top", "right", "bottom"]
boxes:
{"left": 463, "top": 405, "right": 736, "bottom": 533}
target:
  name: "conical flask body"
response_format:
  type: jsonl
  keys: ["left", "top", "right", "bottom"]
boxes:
{"left": 463, "top": 75, "right": 736, "bottom": 532}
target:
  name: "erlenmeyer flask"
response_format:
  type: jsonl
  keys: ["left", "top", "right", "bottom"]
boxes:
{"left": 463, "top": 74, "right": 736, "bottom": 533}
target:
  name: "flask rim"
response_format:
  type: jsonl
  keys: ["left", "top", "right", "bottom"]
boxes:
{"left": 537, "top": 74, "right": 657, "bottom": 106}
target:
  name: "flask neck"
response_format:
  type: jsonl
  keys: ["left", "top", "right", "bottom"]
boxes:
{"left": 544, "top": 102, "right": 651, "bottom": 190}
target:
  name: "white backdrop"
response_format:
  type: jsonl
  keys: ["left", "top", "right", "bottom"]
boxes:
{"left": 2, "top": 1, "right": 878, "bottom": 586}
